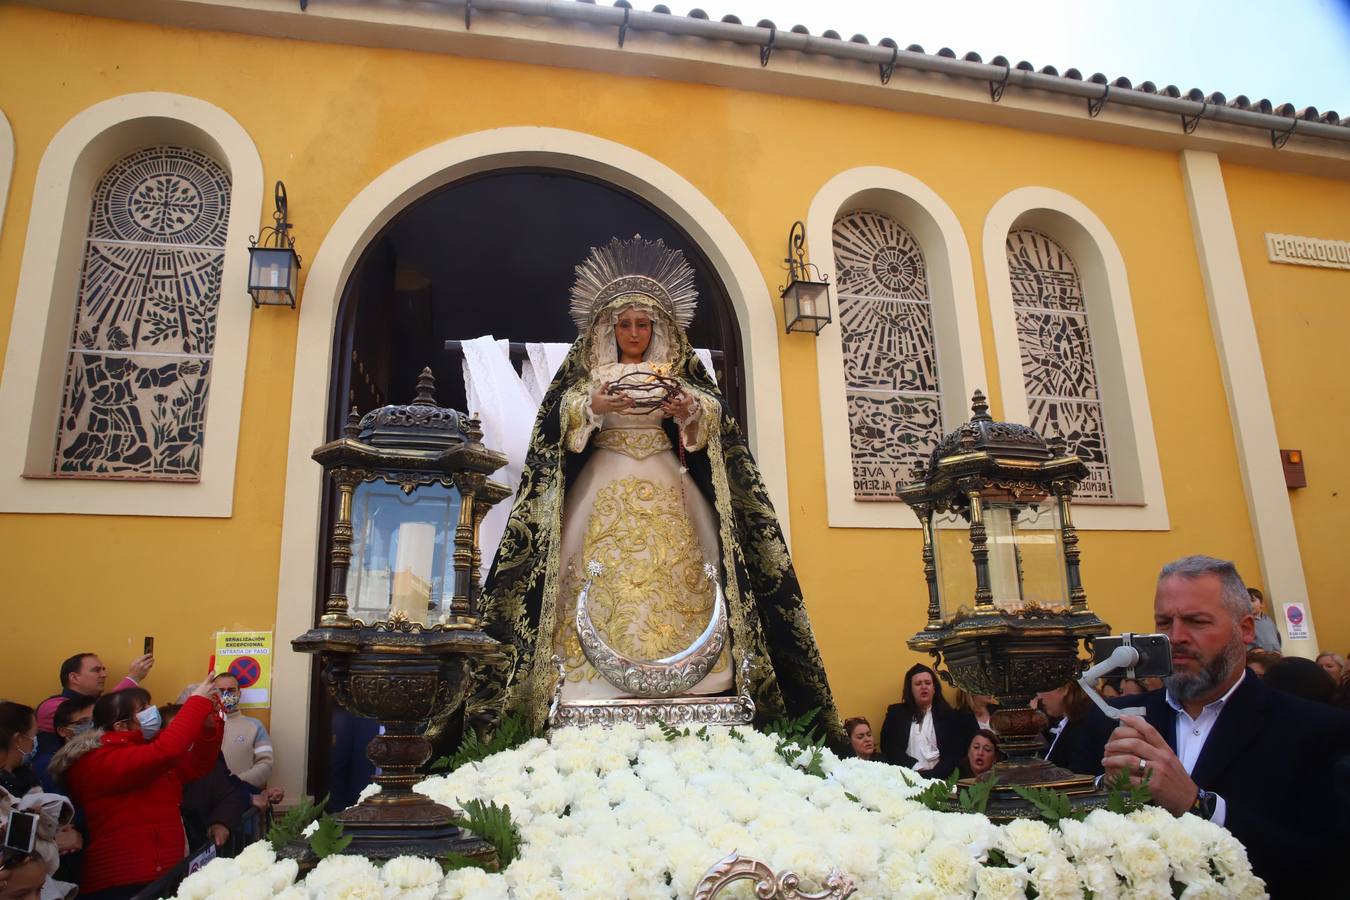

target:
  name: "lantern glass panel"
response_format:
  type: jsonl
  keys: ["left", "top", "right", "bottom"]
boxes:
{"left": 785, "top": 280, "right": 831, "bottom": 332}
{"left": 984, "top": 501, "right": 1068, "bottom": 611}
{"left": 348, "top": 479, "right": 462, "bottom": 625}
{"left": 248, "top": 247, "right": 297, "bottom": 306}
{"left": 933, "top": 510, "right": 975, "bottom": 619}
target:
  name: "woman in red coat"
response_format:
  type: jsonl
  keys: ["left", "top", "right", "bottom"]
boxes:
{"left": 49, "top": 679, "right": 221, "bottom": 899}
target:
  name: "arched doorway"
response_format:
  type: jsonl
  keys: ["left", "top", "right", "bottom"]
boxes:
{"left": 308, "top": 169, "right": 747, "bottom": 798}
{"left": 270, "top": 127, "right": 790, "bottom": 802}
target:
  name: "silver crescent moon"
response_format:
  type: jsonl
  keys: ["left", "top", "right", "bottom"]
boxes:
{"left": 575, "top": 559, "right": 728, "bottom": 698}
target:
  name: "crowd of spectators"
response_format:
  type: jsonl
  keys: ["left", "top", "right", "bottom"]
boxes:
{"left": 0, "top": 654, "right": 286, "bottom": 899}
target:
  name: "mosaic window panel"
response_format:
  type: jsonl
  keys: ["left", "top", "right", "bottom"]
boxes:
{"left": 53, "top": 146, "right": 230, "bottom": 480}
{"left": 1007, "top": 229, "right": 1113, "bottom": 498}
{"left": 833, "top": 210, "right": 943, "bottom": 500}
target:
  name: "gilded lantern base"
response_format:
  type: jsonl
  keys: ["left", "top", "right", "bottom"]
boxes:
{"left": 290, "top": 622, "right": 506, "bottom": 869}
{"left": 280, "top": 806, "right": 496, "bottom": 871}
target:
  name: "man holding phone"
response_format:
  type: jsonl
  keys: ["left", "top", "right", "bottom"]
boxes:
{"left": 36, "top": 652, "right": 153, "bottom": 735}
{"left": 1101, "top": 556, "right": 1350, "bottom": 898}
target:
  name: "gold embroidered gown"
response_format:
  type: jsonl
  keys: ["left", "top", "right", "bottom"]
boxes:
{"left": 554, "top": 361, "right": 732, "bottom": 700}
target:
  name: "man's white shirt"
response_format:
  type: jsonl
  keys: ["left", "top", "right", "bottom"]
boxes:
{"left": 1163, "top": 671, "right": 1247, "bottom": 826}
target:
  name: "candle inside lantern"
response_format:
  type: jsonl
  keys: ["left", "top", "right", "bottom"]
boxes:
{"left": 391, "top": 521, "right": 436, "bottom": 622}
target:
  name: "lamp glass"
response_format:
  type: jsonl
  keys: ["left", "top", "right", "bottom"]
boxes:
{"left": 248, "top": 246, "right": 298, "bottom": 306}
{"left": 933, "top": 510, "right": 974, "bottom": 620}
{"left": 348, "top": 479, "right": 462, "bottom": 626}
{"left": 984, "top": 501, "right": 1068, "bottom": 612}
{"left": 784, "top": 279, "right": 831, "bottom": 333}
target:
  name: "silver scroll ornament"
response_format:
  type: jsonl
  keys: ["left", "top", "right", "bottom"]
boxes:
{"left": 693, "top": 852, "right": 857, "bottom": 899}
{"left": 575, "top": 559, "right": 727, "bottom": 698}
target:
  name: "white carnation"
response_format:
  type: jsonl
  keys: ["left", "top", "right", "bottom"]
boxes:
{"left": 1112, "top": 835, "right": 1171, "bottom": 887}
{"left": 317, "top": 874, "right": 384, "bottom": 900}
{"left": 997, "top": 818, "right": 1058, "bottom": 864}
{"left": 437, "top": 866, "right": 510, "bottom": 900}
{"left": 919, "top": 840, "right": 977, "bottom": 895}
{"left": 1127, "top": 805, "right": 1176, "bottom": 835}
{"left": 172, "top": 860, "right": 235, "bottom": 900}
{"left": 974, "top": 863, "right": 1028, "bottom": 900}
{"left": 210, "top": 874, "right": 278, "bottom": 900}
{"left": 1155, "top": 818, "right": 1208, "bottom": 883}
{"left": 234, "top": 841, "right": 277, "bottom": 873}
{"left": 1077, "top": 856, "right": 1121, "bottom": 900}
{"left": 1177, "top": 875, "right": 1229, "bottom": 899}
{"left": 1058, "top": 817, "right": 1113, "bottom": 862}
{"left": 1221, "top": 871, "right": 1267, "bottom": 899}
{"left": 894, "top": 813, "right": 936, "bottom": 854}
{"left": 381, "top": 856, "right": 444, "bottom": 889}
{"left": 1026, "top": 852, "right": 1081, "bottom": 900}
{"left": 357, "top": 782, "right": 382, "bottom": 801}
{"left": 267, "top": 858, "right": 300, "bottom": 892}
{"left": 305, "top": 854, "right": 381, "bottom": 892}
{"left": 1210, "top": 831, "right": 1254, "bottom": 879}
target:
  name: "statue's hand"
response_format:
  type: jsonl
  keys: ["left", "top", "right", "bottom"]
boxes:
{"left": 591, "top": 382, "right": 634, "bottom": 415}
{"left": 661, "top": 389, "right": 696, "bottom": 421}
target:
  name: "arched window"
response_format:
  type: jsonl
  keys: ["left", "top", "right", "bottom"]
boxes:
{"left": 52, "top": 146, "right": 230, "bottom": 479}
{"left": 832, "top": 209, "right": 943, "bottom": 500}
{"left": 1006, "top": 229, "right": 1112, "bottom": 498}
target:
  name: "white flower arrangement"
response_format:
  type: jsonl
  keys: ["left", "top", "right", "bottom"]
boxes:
{"left": 173, "top": 724, "right": 1265, "bottom": 898}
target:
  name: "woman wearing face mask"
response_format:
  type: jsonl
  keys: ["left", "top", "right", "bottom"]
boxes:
{"left": 0, "top": 703, "right": 42, "bottom": 798}
{"left": 49, "top": 680, "right": 221, "bottom": 899}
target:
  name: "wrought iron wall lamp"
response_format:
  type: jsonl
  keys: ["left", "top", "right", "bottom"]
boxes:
{"left": 248, "top": 180, "right": 302, "bottom": 308}
{"left": 779, "top": 220, "right": 832, "bottom": 334}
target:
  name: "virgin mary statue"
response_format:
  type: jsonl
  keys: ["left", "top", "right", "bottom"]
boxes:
{"left": 476, "top": 236, "right": 840, "bottom": 742}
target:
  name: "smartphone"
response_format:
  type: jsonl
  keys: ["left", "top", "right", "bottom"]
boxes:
{"left": 144, "top": 636, "right": 154, "bottom": 656}
{"left": 1091, "top": 632, "right": 1172, "bottom": 678}
{"left": 3, "top": 810, "right": 38, "bottom": 855}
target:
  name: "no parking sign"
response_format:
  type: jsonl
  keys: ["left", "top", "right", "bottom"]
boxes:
{"left": 214, "top": 631, "right": 273, "bottom": 708}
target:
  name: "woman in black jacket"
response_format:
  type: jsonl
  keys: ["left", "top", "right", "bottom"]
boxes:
{"left": 1037, "top": 680, "right": 1110, "bottom": 776}
{"left": 880, "top": 664, "right": 976, "bottom": 778}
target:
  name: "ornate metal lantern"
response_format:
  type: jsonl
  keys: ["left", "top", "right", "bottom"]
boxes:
{"left": 779, "top": 220, "right": 832, "bottom": 334}
{"left": 248, "top": 181, "right": 301, "bottom": 308}
{"left": 900, "top": 391, "right": 1109, "bottom": 818}
{"left": 291, "top": 368, "right": 512, "bottom": 862}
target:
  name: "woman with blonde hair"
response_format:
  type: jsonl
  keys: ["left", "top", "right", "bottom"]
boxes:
{"left": 955, "top": 690, "right": 996, "bottom": 731}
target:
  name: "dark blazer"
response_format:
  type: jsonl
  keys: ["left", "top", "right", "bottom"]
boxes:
{"left": 1044, "top": 715, "right": 1112, "bottom": 776}
{"left": 180, "top": 754, "right": 252, "bottom": 854}
{"left": 1109, "top": 672, "right": 1350, "bottom": 899}
{"left": 879, "top": 704, "right": 976, "bottom": 778}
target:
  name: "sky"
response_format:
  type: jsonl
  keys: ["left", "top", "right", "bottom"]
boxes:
{"left": 630, "top": 0, "right": 1350, "bottom": 113}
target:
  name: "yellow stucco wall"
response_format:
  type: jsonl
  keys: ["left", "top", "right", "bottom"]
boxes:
{"left": 1223, "top": 160, "right": 1350, "bottom": 658}
{"left": 1, "top": 6, "right": 1338, "bottom": 757}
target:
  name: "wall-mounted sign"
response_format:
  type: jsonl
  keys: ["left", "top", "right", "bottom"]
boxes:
{"left": 1265, "top": 233, "right": 1350, "bottom": 270}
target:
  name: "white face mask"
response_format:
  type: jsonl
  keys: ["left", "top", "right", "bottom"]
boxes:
{"left": 135, "top": 705, "right": 162, "bottom": 740}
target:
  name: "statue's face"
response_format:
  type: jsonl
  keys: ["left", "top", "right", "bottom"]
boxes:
{"left": 615, "top": 306, "right": 653, "bottom": 362}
